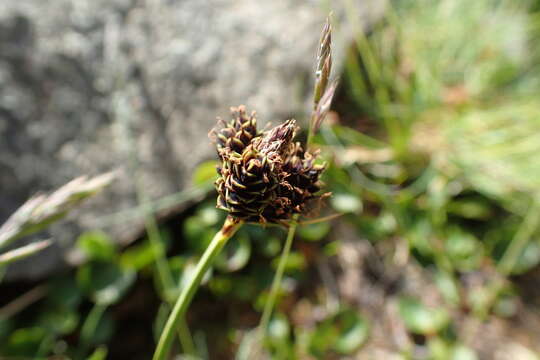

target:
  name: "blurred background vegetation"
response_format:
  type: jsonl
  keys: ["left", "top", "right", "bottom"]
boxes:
{"left": 2, "top": 0, "right": 540, "bottom": 359}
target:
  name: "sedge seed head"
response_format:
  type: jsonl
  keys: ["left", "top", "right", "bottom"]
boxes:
{"left": 210, "top": 106, "right": 327, "bottom": 225}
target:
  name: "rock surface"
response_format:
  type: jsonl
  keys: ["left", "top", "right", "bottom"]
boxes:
{"left": 0, "top": 0, "right": 384, "bottom": 280}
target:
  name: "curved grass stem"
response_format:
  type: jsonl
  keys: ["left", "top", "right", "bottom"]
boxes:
{"left": 153, "top": 216, "right": 243, "bottom": 360}
{"left": 177, "top": 317, "right": 196, "bottom": 357}
{"left": 259, "top": 214, "right": 299, "bottom": 337}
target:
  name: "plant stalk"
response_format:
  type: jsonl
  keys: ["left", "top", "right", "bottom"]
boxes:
{"left": 153, "top": 216, "right": 243, "bottom": 360}
{"left": 259, "top": 214, "right": 299, "bottom": 337}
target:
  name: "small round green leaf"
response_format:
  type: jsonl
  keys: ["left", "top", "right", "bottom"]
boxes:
{"left": 510, "top": 241, "right": 540, "bottom": 275}
{"left": 183, "top": 216, "right": 215, "bottom": 252}
{"left": 5, "top": 327, "right": 47, "bottom": 356}
{"left": 334, "top": 311, "right": 370, "bottom": 354}
{"left": 215, "top": 232, "right": 251, "bottom": 272}
{"left": 450, "top": 344, "right": 478, "bottom": 360}
{"left": 268, "top": 313, "right": 290, "bottom": 344}
{"left": 120, "top": 241, "right": 158, "bottom": 270}
{"left": 78, "top": 261, "right": 136, "bottom": 305}
{"left": 87, "top": 346, "right": 108, "bottom": 360}
{"left": 77, "top": 231, "right": 116, "bottom": 261}
{"left": 331, "top": 193, "right": 362, "bottom": 214}
{"left": 38, "top": 307, "right": 79, "bottom": 335}
{"left": 298, "top": 222, "right": 331, "bottom": 242}
{"left": 308, "top": 308, "right": 369, "bottom": 356}
{"left": 445, "top": 228, "right": 483, "bottom": 272}
{"left": 399, "top": 297, "right": 450, "bottom": 335}
{"left": 47, "top": 276, "right": 83, "bottom": 309}
{"left": 434, "top": 270, "right": 460, "bottom": 306}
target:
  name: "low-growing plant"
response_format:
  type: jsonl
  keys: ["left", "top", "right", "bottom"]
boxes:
{"left": 153, "top": 17, "right": 337, "bottom": 360}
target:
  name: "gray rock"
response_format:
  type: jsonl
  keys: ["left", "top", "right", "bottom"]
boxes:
{"left": 0, "top": 0, "right": 384, "bottom": 280}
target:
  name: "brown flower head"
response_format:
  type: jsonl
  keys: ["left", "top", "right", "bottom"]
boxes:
{"left": 210, "top": 106, "right": 326, "bottom": 225}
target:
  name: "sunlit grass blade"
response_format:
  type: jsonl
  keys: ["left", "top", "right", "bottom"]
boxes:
{"left": 0, "top": 239, "right": 52, "bottom": 266}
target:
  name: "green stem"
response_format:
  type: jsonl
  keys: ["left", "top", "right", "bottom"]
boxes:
{"left": 80, "top": 303, "right": 107, "bottom": 348}
{"left": 144, "top": 212, "right": 175, "bottom": 298}
{"left": 144, "top": 203, "right": 196, "bottom": 355}
{"left": 498, "top": 199, "right": 540, "bottom": 275}
{"left": 470, "top": 199, "right": 540, "bottom": 323}
{"left": 153, "top": 216, "right": 243, "bottom": 360}
{"left": 259, "top": 214, "right": 299, "bottom": 337}
{"left": 177, "top": 317, "right": 196, "bottom": 357}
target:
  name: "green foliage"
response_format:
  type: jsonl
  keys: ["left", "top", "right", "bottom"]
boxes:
{"left": 4, "top": 327, "right": 47, "bottom": 357}
{"left": 399, "top": 298, "right": 450, "bottom": 335}
{"left": 87, "top": 346, "right": 108, "bottom": 360}
{"left": 444, "top": 227, "right": 483, "bottom": 272}
{"left": 80, "top": 308, "right": 115, "bottom": 346}
{"left": 307, "top": 308, "right": 369, "bottom": 357}
{"left": 215, "top": 231, "right": 251, "bottom": 272}
{"left": 297, "top": 221, "right": 331, "bottom": 242}
{"left": 329, "top": 192, "right": 363, "bottom": 214}
{"left": 77, "top": 262, "right": 136, "bottom": 306}
{"left": 77, "top": 231, "right": 116, "bottom": 262}
{"left": 120, "top": 240, "right": 160, "bottom": 270}
{"left": 429, "top": 338, "right": 478, "bottom": 360}
{"left": 434, "top": 270, "right": 460, "bottom": 306}
{"left": 37, "top": 306, "right": 79, "bottom": 335}
{"left": 47, "top": 276, "right": 83, "bottom": 309}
